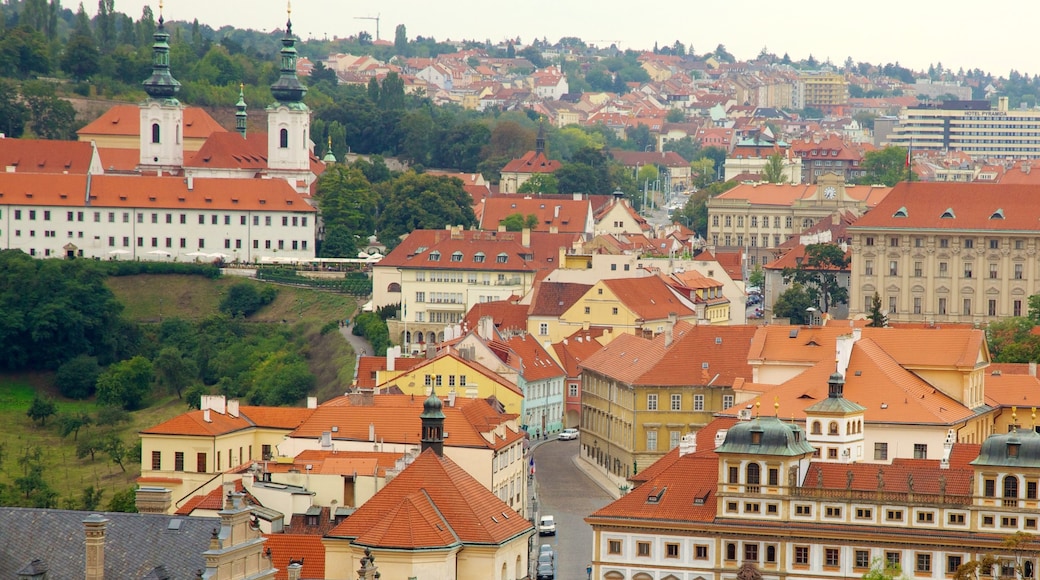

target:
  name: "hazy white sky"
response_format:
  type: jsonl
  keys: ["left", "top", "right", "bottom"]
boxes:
{"left": 105, "top": 0, "right": 1037, "bottom": 77}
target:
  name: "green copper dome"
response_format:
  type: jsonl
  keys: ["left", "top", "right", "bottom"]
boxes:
{"left": 715, "top": 416, "right": 816, "bottom": 456}
{"left": 269, "top": 16, "right": 307, "bottom": 105}
{"left": 142, "top": 13, "right": 181, "bottom": 100}
{"left": 972, "top": 428, "right": 1040, "bottom": 468}
{"left": 420, "top": 386, "right": 444, "bottom": 420}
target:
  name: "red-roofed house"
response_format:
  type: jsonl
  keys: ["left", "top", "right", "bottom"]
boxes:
{"left": 0, "top": 138, "right": 103, "bottom": 175}
{"left": 552, "top": 328, "right": 608, "bottom": 427}
{"left": 848, "top": 181, "right": 1040, "bottom": 323}
{"left": 77, "top": 104, "right": 225, "bottom": 152}
{"left": 554, "top": 276, "right": 700, "bottom": 344}
{"left": 480, "top": 195, "right": 594, "bottom": 234}
{"left": 578, "top": 321, "right": 758, "bottom": 485}
{"left": 498, "top": 131, "right": 562, "bottom": 193}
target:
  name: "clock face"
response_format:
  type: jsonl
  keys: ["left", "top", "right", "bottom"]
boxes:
{"left": 823, "top": 186, "right": 837, "bottom": 199}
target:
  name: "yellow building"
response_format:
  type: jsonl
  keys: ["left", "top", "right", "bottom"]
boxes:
{"left": 374, "top": 351, "right": 525, "bottom": 417}
{"left": 799, "top": 71, "right": 849, "bottom": 115}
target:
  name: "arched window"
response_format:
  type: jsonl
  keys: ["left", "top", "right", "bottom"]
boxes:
{"left": 811, "top": 421, "right": 822, "bottom": 435}
{"left": 726, "top": 543, "right": 737, "bottom": 561}
{"left": 151, "top": 123, "right": 161, "bottom": 144}
{"left": 279, "top": 128, "right": 289, "bottom": 149}
{"left": 1005, "top": 475, "right": 1020, "bottom": 499}
{"left": 767, "top": 546, "right": 777, "bottom": 563}
{"left": 746, "top": 463, "right": 761, "bottom": 485}
{"left": 387, "top": 282, "right": 401, "bottom": 292}
{"left": 828, "top": 421, "right": 839, "bottom": 435}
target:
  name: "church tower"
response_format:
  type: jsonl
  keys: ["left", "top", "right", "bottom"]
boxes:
{"left": 267, "top": 2, "right": 311, "bottom": 173}
{"left": 420, "top": 386, "right": 445, "bottom": 457}
{"left": 139, "top": 1, "right": 183, "bottom": 172}
{"left": 235, "top": 84, "right": 248, "bottom": 138}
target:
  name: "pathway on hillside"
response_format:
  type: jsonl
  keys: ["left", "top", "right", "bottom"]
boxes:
{"left": 340, "top": 321, "right": 373, "bottom": 385}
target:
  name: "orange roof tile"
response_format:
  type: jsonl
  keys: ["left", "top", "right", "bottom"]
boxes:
{"left": 96, "top": 147, "right": 143, "bottom": 172}
{"left": 985, "top": 373, "right": 1040, "bottom": 408}
{"left": 528, "top": 281, "right": 593, "bottom": 317}
{"left": 850, "top": 182, "right": 1040, "bottom": 231}
{"left": 716, "top": 182, "right": 891, "bottom": 207}
{"left": 551, "top": 329, "right": 607, "bottom": 377}
{"left": 500, "top": 151, "right": 561, "bottom": 174}
{"left": 141, "top": 406, "right": 313, "bottom": 437}
{"left": 355, "top": 355, "right": 425, "bottom": 389}
{"left": 601, "top": 276, "right": 696, "bottom": 320}
{"left": 0, "top": 138, "right": 96, "bottom": 174}
{"left": 262, "top": 533, "right": 327, "bottom": 580}
{"left": 480, "top": 196, "right": 590, "bottom": 234}
{"left": 461, "top": 299, "right": 529, "bottom": 335}
{"left": 378, "top": 228, "right": 577, "bottom": 273}
{"left": 78, "top": 104, "right": 226, "bottom": 139}
{"left": 327, "top": 449, "right": 532, "bottom": 546}
{"left": 503, "top": 335, "right": 565, "bottom": 382}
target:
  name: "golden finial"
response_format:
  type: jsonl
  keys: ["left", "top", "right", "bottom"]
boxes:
{"left": 1012, "top": 406, "right": 1018, "bottom": 432}
{"left": 327, "top": 135, "right": 333, "bottom": 151}
{"left": 755, "top": 400, "right": 761, "bottom": 418}
{"left": 240, "top": 82, "right": 244, "bottom": 92}
{"left": 774, "top": 395, "right": 780, "bottom": 417}
{"left": 1032, "top": 407, "right": 1037, "bottom": 430}
{"left": 287, "top": 0, "right": 292, "bottom": 16}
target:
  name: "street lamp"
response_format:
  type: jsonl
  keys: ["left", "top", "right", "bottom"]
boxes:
{"left": 587, "top": 564, "right": 593, "bottom": 580}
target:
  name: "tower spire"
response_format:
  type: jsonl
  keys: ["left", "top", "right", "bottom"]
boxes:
{"left": 420, "top": 385, "right": 445, "bottom": 457}
{"left": 269, "top": 0, "right": 307, "bottom": 105}
{"left": 535, "top": 122, "right": 546, "bottom": 156}
{"left": 142, "top": 0, "right": 181, "bottom": 100}
{"left": 235, "top": 84, "right": 247, "bottom": 138}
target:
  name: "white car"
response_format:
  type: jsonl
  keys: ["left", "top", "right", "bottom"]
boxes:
{"left": 539, "top": 515, "right": 556, "bottom": 536}
{"left": 558, "top": 428, "right": 579, "bottom": 441}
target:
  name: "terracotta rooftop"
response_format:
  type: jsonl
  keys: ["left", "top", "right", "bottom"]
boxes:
{"left": 716, "top": 182, "right": 891, "bottom": 207}
{"left": 500, "top": 151, "right": 561, "bottom": 174}
{"left": 262, "top": 533, "right": 326, "bottom": 580}
{"left": 0, "top": 138, "right": 97, "bottom": 174}
{"left": 377, "top": 228, "right": 578, "bottom": 273}
{"left": 480, "top": 196, "right": 591, "bottom": 234}
{"left": 849, "top": 182, "right": 1040, "bottom": 231}
{"left": 141, "top": 406, "right": 314, "bottom": 437}
{"left": 601, "top": 276, "right": 697, "bottom": 320}
{"left": 527, "top": 280, "right": 592, "bottom": 317}
{"left": 355, "top": 355, "right": 425, "bottom": 389}
{"left": 503, "top": 334, "right": 565, "bottom": 382}
{"left": 551, "top": 329, "right": 607, "bottom": 377}
{"left": 327, "top": 449, "right": 532, "bottom": 547}
{"left": 78, "top": 104, "right": 226, "bottom": 139}
{"left": 461, "top": 298, "right": 529, "bottom": 336}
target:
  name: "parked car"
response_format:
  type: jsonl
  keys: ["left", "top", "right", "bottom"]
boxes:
{"left": 559, "top": 428, "right": 579, "bottom": 441}
{"left": 538, "top": 515, "right": 556, "bottom": 536}
{"left": 536, "top": 562, "right": 555, "bottom": 580}
{"left": 539, "top": 544, "right": 554, "bottom": 557}
{"left": 538, "top": 551, "right": 554, "bottom": 568}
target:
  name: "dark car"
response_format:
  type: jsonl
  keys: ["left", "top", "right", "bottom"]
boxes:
{"left": 536, "top": 563, "right": 555, "bottom": 580}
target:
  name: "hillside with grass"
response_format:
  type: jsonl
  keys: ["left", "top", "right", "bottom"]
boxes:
{"left": 0, "top": 262, "right": 361, "bottom": 510}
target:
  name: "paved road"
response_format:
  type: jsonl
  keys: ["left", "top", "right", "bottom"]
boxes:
{"left": 532, "top": 439, "right": 612, "bottom": 580}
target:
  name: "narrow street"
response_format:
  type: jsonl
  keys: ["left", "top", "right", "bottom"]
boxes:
{"left": 532, "top": 438, "right": 613, "bottom": 580}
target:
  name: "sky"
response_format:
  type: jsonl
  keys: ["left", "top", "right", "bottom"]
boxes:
{"left": 101, "top": 0, "right": 1038, "bottom": 77}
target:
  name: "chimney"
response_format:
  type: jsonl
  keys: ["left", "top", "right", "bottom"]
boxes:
{"left": 203, "top": 408, "right": 212, "bottom": 422}
{"left": 479, "top": 315, "right": 495, "bottom": 340}
{"left": 369, "top": 423, "right": 376, "bottom": 442}
{"left": 448, "top": 390, "right": 456, "bottom": 407}
{"left": 678, "top": 433, "right": 697, "bottom": 456}
{"left": 287, "top": 561, "right": 303, "bottom": 580}
{"left": 186, "top": 176, "right": 194, "bottom": 191}
{"left": 134, "top": 486, "right": 172, "bottom": 514}
{"left": 1030, "top": 362, "right": 1037, "bottom": 377}
{"left": 386, "top": 345, "right": 396, "bottom": 372}
{"left": 83, "top": 514, "right": 109, "bottom": 580}
{"left": 664, "top": 312, "right": 677, "bottom": 347}
{"left": 426, "top": 344, "right": 436, "bottom": 359}
{"left": 227, "top": 399, "right": 240, "bottom": 418}
{"left": 521, "top": 227, "right": 531, "bottom": 248}
{"left": 831, "top": 212, "right": 840, "bottom": 225}
{"left": 307, "top": 396, "right": 318, "bottom": 409}
{"left": 554, "top": 205, "right": 561, "bottom": 218}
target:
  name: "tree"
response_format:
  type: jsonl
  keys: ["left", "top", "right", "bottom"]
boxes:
{"left": 219, "top": 283, "right": 277, "bottom": 317}
{"left": 863, "top": 556, "right": 908, "bottom": 580}
{"left": 154, "top": 346, "right": 198, "bottom": 399}
{"left": 664, "top": 137, "right": 700, "bottom": 164}
{"left": 500, "top": 213, "right": 538, "bottom": 231}
{"left": 95, "top": 356, "right": 154, "bottom": 410}
{"left": 690, "top": 158, "right": 716, "bottom": 189}
{"left": 857, "top": 146, "right": 910, "bottom": 186}
{"left": 57, "top": 412, "right": 92, "bottom": 441}
{"left": 55, "top": 354, "right": 101, "bottom": 399}
{"left": 954, "top": 533, "right": 1035, "bottom": 580}
{"left": 762, "top": 152, "right": 789, "bottom": 184}
{"left": 101, "top": 434, "right": 129, "bottom": 472}
{"left": 866, "top": 292, "right": 887, "bottom": 327}
{"left": 107, "top": 485, "right": 138, "bottom": 512}
{"left": 665, "top": 108, "right": 685, "bottom": 123}
{"left": 77, "top": 485, "right": 105, "bottom": 511}
{"left": 773, "top": 283, "right": 813, "bottom": 324}
{"left": 781, "top": 244, "right": 850, "bottom": 313}
{"left": 376, "top": 172, "right": 477, "bottom": 248}
{"left": 748, "top": 265, "right": 765, "bottom": 289}
{"left": 21, "top": 81, "right": 78, "bottom": 140}
{"left": 987, "top": 318, "right": 1040, "bottom": 362}
{"left": 61, "top": 28, "right": 100, "bottom": 80}
{"left": 0, "top": 79, "right": 29, "bottom": 137}
{"left": 26, "top": 395, "right": 56, "bottom": 426}
{"left": 517, "top": 173, "right": 559, "bottom": 194}
{"left": 394, "top": 24, "right": 408, "bottom": 55}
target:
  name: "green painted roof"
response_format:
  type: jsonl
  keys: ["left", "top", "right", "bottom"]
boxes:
{"left": 805, "top": 396, "right": 865, "bottom": 414}
{"left": 971, "top": 428, "right": 1040, "bottom": 468}
{"left": 715, "top": 416, "right": 816, "bottom": 456}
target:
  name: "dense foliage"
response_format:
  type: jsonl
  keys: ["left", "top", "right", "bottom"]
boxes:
{"left": 219, "top": 283, "right": 278, "bottom": 317}
{"left": 255, "top": 269, "right": 373, "bottom": 295}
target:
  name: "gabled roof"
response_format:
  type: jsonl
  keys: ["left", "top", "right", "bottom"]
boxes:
{"left": 601, "top": 276, "right": 696, "bottom": 320}
{"left": 715, "top": 182, "right": 891, "bottom": 207}
{"left": 377, "top": 351, "right": 524, "bottom": 398}
{"left": 327, "top": 449, "right": 533, "bottom": 546}
{"left": 377, "top": 228, "right": 577, "bottom": 272}
{"left": 291, "top": 394, "right": 521, "bottom": 451}
{"left": 97, "top": 147, "right": 143, "bottom": 172}
{"left": 78, "top": 104, "right": 226, "bottom": 139}
{"left": 480, "top": 196, "right": 591, "bottom": 234}
{"left": 0, "top": 173, "right": 315, "bottom": 213}
{"left": 0, "top": 138, "right": 97, "bottom": 174}
{"left": 461, "top": 299, "right": 529, "bottom": 335}
{"left": 176, "top": 480, "right": 259, "bottom": 515}
{"left": 500, "top": 150, "right": 562, "bottom": 175}
{"left": 186, "top": 131, "right": 326, "bottom": 178}
{"left": 355, "top": 355, "right": 425, "bottom": 389}
{"left": 0, "top": 507, "right": 213, "bottom": 580}
{"left": 503, "top": 334, "right": 565, "bottom": 382}
{"left": 262, "top": 533, "right": 327, "bottom": 580}
{"left": 580, "top": 321, "right": 756, "bottom": 386}
{"left": 141, "top": 406, "right": 314, "bottom": 437}
{"left": 849, "top": 182, "right": 1040, "bottom": 231}
{"left": 551, "top": 329, "right": 607, "bottom": 378}
{"left": 527, "top": 280, "right": 592, "bottom": 317}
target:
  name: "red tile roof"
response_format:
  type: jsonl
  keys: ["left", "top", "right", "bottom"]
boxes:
{"left": 985, "top": 373, "right": 1040, "bottom": 408}
{"left": 716, "top": 182, "right": 891, "bottom": 207}
{"left": 527, "top": 280, "right": 592, "bottom": 317}
{"left": 262, "top": 533, "right": 327, "bottom": 580}
{"left": 480, "top": 196, "right": 591, "bottom": 233}
{"left": 78, "top": 104, "right": 226, "bottom": 139}
{"left": 0, "top": 138, "right": 96, "bottom": 174}
{"left": 377, "top": 228, "right": 577, "bottom": 273}
{"left": 175, "top": 480, "right": 257, "bottom": 515}
{"left": 500, "top": 151, "right": 561, "bottom": 174}
{"left": 141, "top": 406, "right": 314, "bottom": 437}
{"left": 185, "top": 131, "right": 326, "bottom": 178}
{"left": 327, "top": 449, "right": 532, "bottom": 547}
{"left": 551, "top": 329, "right": 607, "bottom": 377}
{"left": 850, "top": 182, "right": 1040, "bottom": 231}
{"left": 503, "top": 335, "right": 565, "bottom": 382}
{"left": 601, "top": 276, "right": 696, "bottom": 320}
{"left": 0, "top": 173, "right": 315, "bottom": 213}
{"left": 355, "top": 355, "right": 425, "bottom": 389}
{"left": 581, "top": 321, "right": 756, "bottom": 386}
{"left": 461, "top": 299, "right": 529, "bottom": 335}
{"left": 97, "top": 147, "right": 143, "bottom": 172}
{"left": 292, "top": 394, "right": 522, "bottom": 451}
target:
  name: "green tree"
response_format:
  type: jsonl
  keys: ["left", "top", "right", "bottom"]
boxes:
{"left": 61, "top": 28, "right": 100, "bottom": 80}
{"left": 21, "top": 81, "right": 78, "bottom": 140}
{"left": 863, "top": 556, "right": 908, "bottom": 580}
{"left": 762, "top": 152, "right": 789, "bottom": 184}
{"left": 378, "top": 72, "right": 406, "bottom": 110}
{"left": 376, "top": 171, "right": 477, "bottom": 249}
{"left": 748, "top": 266, "right": 765, "bottom": 289}
{"left": 101, "top": 433, "right": 129, "bottom": 472}
{"left": 26, "top": 395, "right": 56, "bottom": 426}
{"left": 57, "top": 412, "right": 92, "bottom": 441}
{"left": 320, "top": 225, "right": 358, "bottom": 258}
{"left": 665, "top": 108, "right": 685, "bottom": 123}
{"left": 663, "top": 137, "right": 700, "bottom": 163}
{"left": 866, "top": 292, "right": 887, "bottom": 327}
{"left": 95, "top": 356, "right": 154, "bottom": 410}
{"left": 499, "top": 213, "right": 538, "bottom": 231}
{"left": 78, "top": 485, "right": 105, "bottom": 511}
{"left": 0, "top": 26, "right": 51, "bottom": 78}
{"left": 517, "top": 173, "right": 559, "bottom": 194}
{"left": 986, "top": 318, "right": 1040, "bottom": 362}
{"left": 781, "top": 244, "right": 849, "bottom": 313}
{"left": 394, "top": 24, "right": 408, "bottom": 55}
{"left": 107, "top": 485, "right": 138, "bottom": 512}
{"left": 857, "top": 146, "right": 910, "bottom": 186}
{"left": 0, "top": 79, "right": 29, "bottom": 137}
{"left": 55, "top": 354, "right": 101, "bottom": 399}
{"left": 690, "top": 158, "right": 716, "bottom": 189}
{"left": 637, "top": 164, "right": 659, "bottom": 185}
{"left": 154, "top": 346, "right": 198, "bottom": 399}
{"left": 773, "top": 283, "right": 813, "bottom": 324}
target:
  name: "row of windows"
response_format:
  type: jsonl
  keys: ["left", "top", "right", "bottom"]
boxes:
{"left": 713, "top": 233, "right": 793, "bottom": 248}
{"left": 423, "top": 374, "right": 468, "bottom": 388}
{"left": 427, "top": 250, "right": 508, "bottom": 264}
{"left": 864, "top": 294, "right": 1019, "bottom": 317}
{"left": 102, "top": 236, "right": 307, "bottom": 251}
{"left": 713, "top": 215, "right": 801, "bottom": 229}
{"left": 865, "top": 236, "right": 1028, "bottom": 250}
{"left": 646, "top": 393, "right": 733, "bottom": 412}
{"left": 10, "top": 209, "right": 307, "bottom": 227}
{"left": 151, "top": 446, "right": 253, "bottom": 473}
{"left": 864, "top": 259, "right": 1025, "bottom": 279}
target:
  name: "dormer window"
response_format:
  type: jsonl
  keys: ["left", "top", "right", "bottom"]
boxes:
{"left": 1009, "top": 442, "right": 1021, "bottom": 458}
{"left": 473, "top": 252, "right": 486, "bottom": 263}
{"left": 991, "top": 208, "right": 1005, "bottom": 220}
{"left": 750, "top": 431, "right": 762, "bottom": 445}
{"left": 893, "top": 206, "right": 908, "bottom": 218}
{"left": 941, "top": 208, "right": 955, "bottom": 219}
{"left": 429, "top": 251, "right": 441, "bottom": 261}
{"left": 451, "top": 251, "right": 463, "bottom": 262}
{"left": 496, "top": 253, "right": 508, "bottom": 263}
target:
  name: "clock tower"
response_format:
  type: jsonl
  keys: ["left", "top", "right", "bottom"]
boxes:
{"left": 815, "top": 172, "right": 846, "bottom": 203}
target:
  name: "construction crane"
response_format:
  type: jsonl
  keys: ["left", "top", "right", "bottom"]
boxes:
{"left": 353, "top": 14, "right": 380, "bottom": 42}
{"left": 589, "top": 39, "right": 624, "bottom": 49}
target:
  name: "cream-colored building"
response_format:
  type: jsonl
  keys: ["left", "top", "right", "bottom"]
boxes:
{"left": 847, "top": 182, "right": 1040, "bottom": 323}
{"left": 707, "top": 173, "right": 890, "bottom": 267}
{"left": 887, "top": 96, "right": 1040, "bottom": 159}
